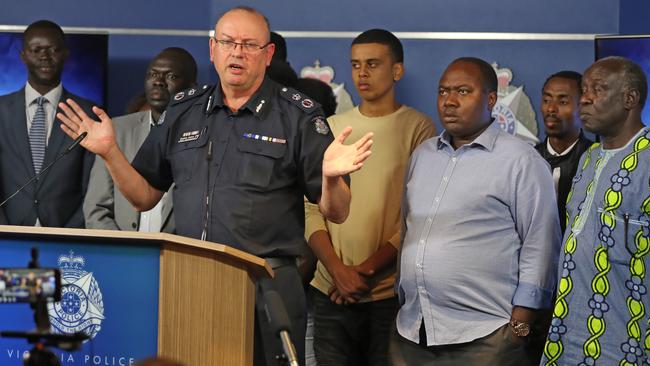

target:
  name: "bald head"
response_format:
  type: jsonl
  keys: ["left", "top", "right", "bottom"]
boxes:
{"left": 588, "top": 56, "right": 647, "bottom": 109}
{"left": 210, "top": 6, "right": 275, "bottom": 97}
{"left": 580, "top": 56, "right": 647, "bottom": 147}
{"left": 216, "top": 6, "right": 271, "bottom": 43}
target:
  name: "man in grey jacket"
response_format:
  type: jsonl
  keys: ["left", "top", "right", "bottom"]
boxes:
{"left": 84, "top": 47, "right": 197, "bottom": 232}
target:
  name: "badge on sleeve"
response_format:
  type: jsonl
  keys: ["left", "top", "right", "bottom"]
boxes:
{"left": 312, "top": 116, "right": 329, "bottom": 135}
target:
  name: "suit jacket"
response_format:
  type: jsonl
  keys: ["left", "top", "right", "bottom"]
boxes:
{"left": 535, "top": 132, "right": 594, "bottom": 232}
{"left": 84, "top": 111, "right": 174, "bottom": 232}
{"left": 0, "top": 88, "right": 95, "bottom": 227}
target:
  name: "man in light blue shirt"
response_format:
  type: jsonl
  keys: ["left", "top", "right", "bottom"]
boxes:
{"left": 390, "top": 57, "right": 562, "bottom": 365}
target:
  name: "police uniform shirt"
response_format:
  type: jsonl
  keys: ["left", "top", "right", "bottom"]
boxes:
{"left": 132, "top": 77, "right": 337, "bottom": 257}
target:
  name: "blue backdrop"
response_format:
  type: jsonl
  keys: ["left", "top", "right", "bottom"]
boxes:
{"left": 0, "top": 0, "right": 631, "bottom": 131}
{"left": 0, "top": 33, "right": 107, "bottom": 106}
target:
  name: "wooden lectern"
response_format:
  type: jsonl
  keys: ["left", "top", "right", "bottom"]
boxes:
{"left": 0, "top": 225, "right": 273, "bottom": 366}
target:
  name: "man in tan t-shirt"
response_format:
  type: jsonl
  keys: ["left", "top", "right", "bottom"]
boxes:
{"left": 305, "top": 29, "right": 435, "bottom": 366}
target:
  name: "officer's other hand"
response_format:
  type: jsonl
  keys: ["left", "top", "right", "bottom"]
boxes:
{"left": 322, "top": 126, "right": 373, "bottom": 177}
{"left": 58, "top": 99, "right": 116, "bottom": 158}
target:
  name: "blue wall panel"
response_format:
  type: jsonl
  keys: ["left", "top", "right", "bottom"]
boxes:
{"left": 2, "top": 0, "right": 210, "bottom": 29}
{"left": 619, "top": 1, "right": 650, "bottom": 35}
{"left": 211, "top": 0, "right": 618, "bottom": 33}
{"left": 285, "top": 38, "right": 594, "bottom": 133}
{"left": 0, "top": 0, "right": 622, "bottom": 118}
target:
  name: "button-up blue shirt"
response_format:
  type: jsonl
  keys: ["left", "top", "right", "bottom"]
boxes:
{"left": 396, "top": 122, "right": 561, "bottom": 346}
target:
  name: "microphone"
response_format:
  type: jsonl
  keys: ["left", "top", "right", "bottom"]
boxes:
{"left": 263, "top": 290, "right": 299, "bottom": 366}
{"left": 0, "top": 132, "right": 88, "bottom": 209}
{"left": 200, "top": 140, "right": 213, "bottom": 241}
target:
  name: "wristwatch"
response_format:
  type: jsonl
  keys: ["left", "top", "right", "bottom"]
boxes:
{"left": 509, "top": 318, "right": 531, "bottom": 337}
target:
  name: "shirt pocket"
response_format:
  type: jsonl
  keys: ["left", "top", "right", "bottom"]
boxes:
{"left": 236, "top": 138, "right": 286, "bottom": 188}
{"left": 596, "top": 207, "right": 650, "bottom": 265}
{"left": 169, "top": 131, "right": 209, "bottom": 183}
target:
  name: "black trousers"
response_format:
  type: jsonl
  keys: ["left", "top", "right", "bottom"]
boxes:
{"left": 312, "top": 288, "right": 398, "bottom": 366}
{"left": 254, "top": 263, "right": 307, "bottom": 366}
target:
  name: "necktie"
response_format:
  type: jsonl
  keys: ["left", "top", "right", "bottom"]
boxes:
{"left": 29, "top": 96, "right": 47, "bottom": 174}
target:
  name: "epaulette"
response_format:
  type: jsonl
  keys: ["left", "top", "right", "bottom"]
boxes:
{"left": 279, "top": 86, "right": 322, "bottom": 113}
{"left": 170, "top": 84, "right": 211, "bottom": 106}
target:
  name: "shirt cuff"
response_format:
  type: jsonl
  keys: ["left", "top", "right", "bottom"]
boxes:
{"left": 512, "top": 281, "right": 553, "bottom": 309}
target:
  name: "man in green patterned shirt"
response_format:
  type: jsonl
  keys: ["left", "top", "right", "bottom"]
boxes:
{"left": 541, "top": 56, "right": 650, "bottom": 365}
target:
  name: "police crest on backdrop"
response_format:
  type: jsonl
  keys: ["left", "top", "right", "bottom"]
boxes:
{"left": 490, "top": 63, "right": 539, "bottom": 144}
{"left": 300, "top": 60, "right": 354, "bottom": 114}
{"left": 48, "top": 251, "right": 105, "bottom": 341}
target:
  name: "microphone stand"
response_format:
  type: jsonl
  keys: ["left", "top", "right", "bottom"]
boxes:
{"left": 0, "top": 132, "right": 88, "bottom": 208}
{"left": 263, "top": 290, "right": 300, "bottom": 366}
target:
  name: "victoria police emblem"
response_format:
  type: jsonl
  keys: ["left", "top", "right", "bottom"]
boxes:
{"left": 490, "top": 62, "right": 539, "bottom": 144}
{"left": 47, "top": 251, "right": 105, "bottom": 341}
{"left": 312, "top": 116, "right": 329, "bottom": 135}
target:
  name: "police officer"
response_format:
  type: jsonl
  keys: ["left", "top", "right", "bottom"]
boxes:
{"left": 57, "top": 6, "right": 373, "bottom": 366}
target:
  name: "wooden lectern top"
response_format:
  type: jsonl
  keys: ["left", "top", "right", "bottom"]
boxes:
{"left": 0, "top": 225, "right": 273, "bottom": 279}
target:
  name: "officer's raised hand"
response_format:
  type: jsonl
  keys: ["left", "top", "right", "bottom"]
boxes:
{"left": 57, "top": 98, "right": 163, "bottom": 212}
{"left": 323, "top": 126, "right": 373, "bottom": 177}
{"left": 57, "top": 98, "right": 117, "bottom": 158}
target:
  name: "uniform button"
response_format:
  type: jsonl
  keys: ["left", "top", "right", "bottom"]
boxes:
{"left": 452, "top": 157, "right": 457, "bottom": 162}
{"left": 426, "top": 218, "right": 432, "bottom": 224}
{"left": 34, "top": 199, "right": 38, "bottom": 205}
{"left": 419, "top": 239, "right": 425, "bottom": 244}
{"left": 443, "top": 176, "right": 448, "bottom": 181}
{"left": 131, "top": 222, "right": 137, "bottom": 229}
{"left": 417, "top": 263, "right": 423, "bottom": 269}
{"left": 434, "top": 197, "right": 440, "bottom": 202}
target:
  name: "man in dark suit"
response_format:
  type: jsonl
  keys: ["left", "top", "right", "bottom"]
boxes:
{"left": 0, "top": 20, "right": 95, "bottom": 227}
{"left": 84, "top": 48, "right": 198, "bottom": 232}
{"left": 534, "top": 71, "right": 593, "bottom": 233}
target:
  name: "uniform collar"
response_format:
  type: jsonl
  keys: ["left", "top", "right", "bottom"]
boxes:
{"left": 208, "top": 77, "right": 274, "bottom": 120}
{"left": 437, "top": 120, "right": 499, "bottom": 152}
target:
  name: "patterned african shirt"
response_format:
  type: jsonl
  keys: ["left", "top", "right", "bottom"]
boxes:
{"left": 542, "top": 127, "right": 650, "bottom": 366}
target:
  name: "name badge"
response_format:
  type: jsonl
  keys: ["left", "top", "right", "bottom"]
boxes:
{"left": 178, "top": 129, "right": 203, "bottom": 143}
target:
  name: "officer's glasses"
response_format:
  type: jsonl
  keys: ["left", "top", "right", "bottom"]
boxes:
{"left": 213, "top": 37, "right": 271, "bottom": 54}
